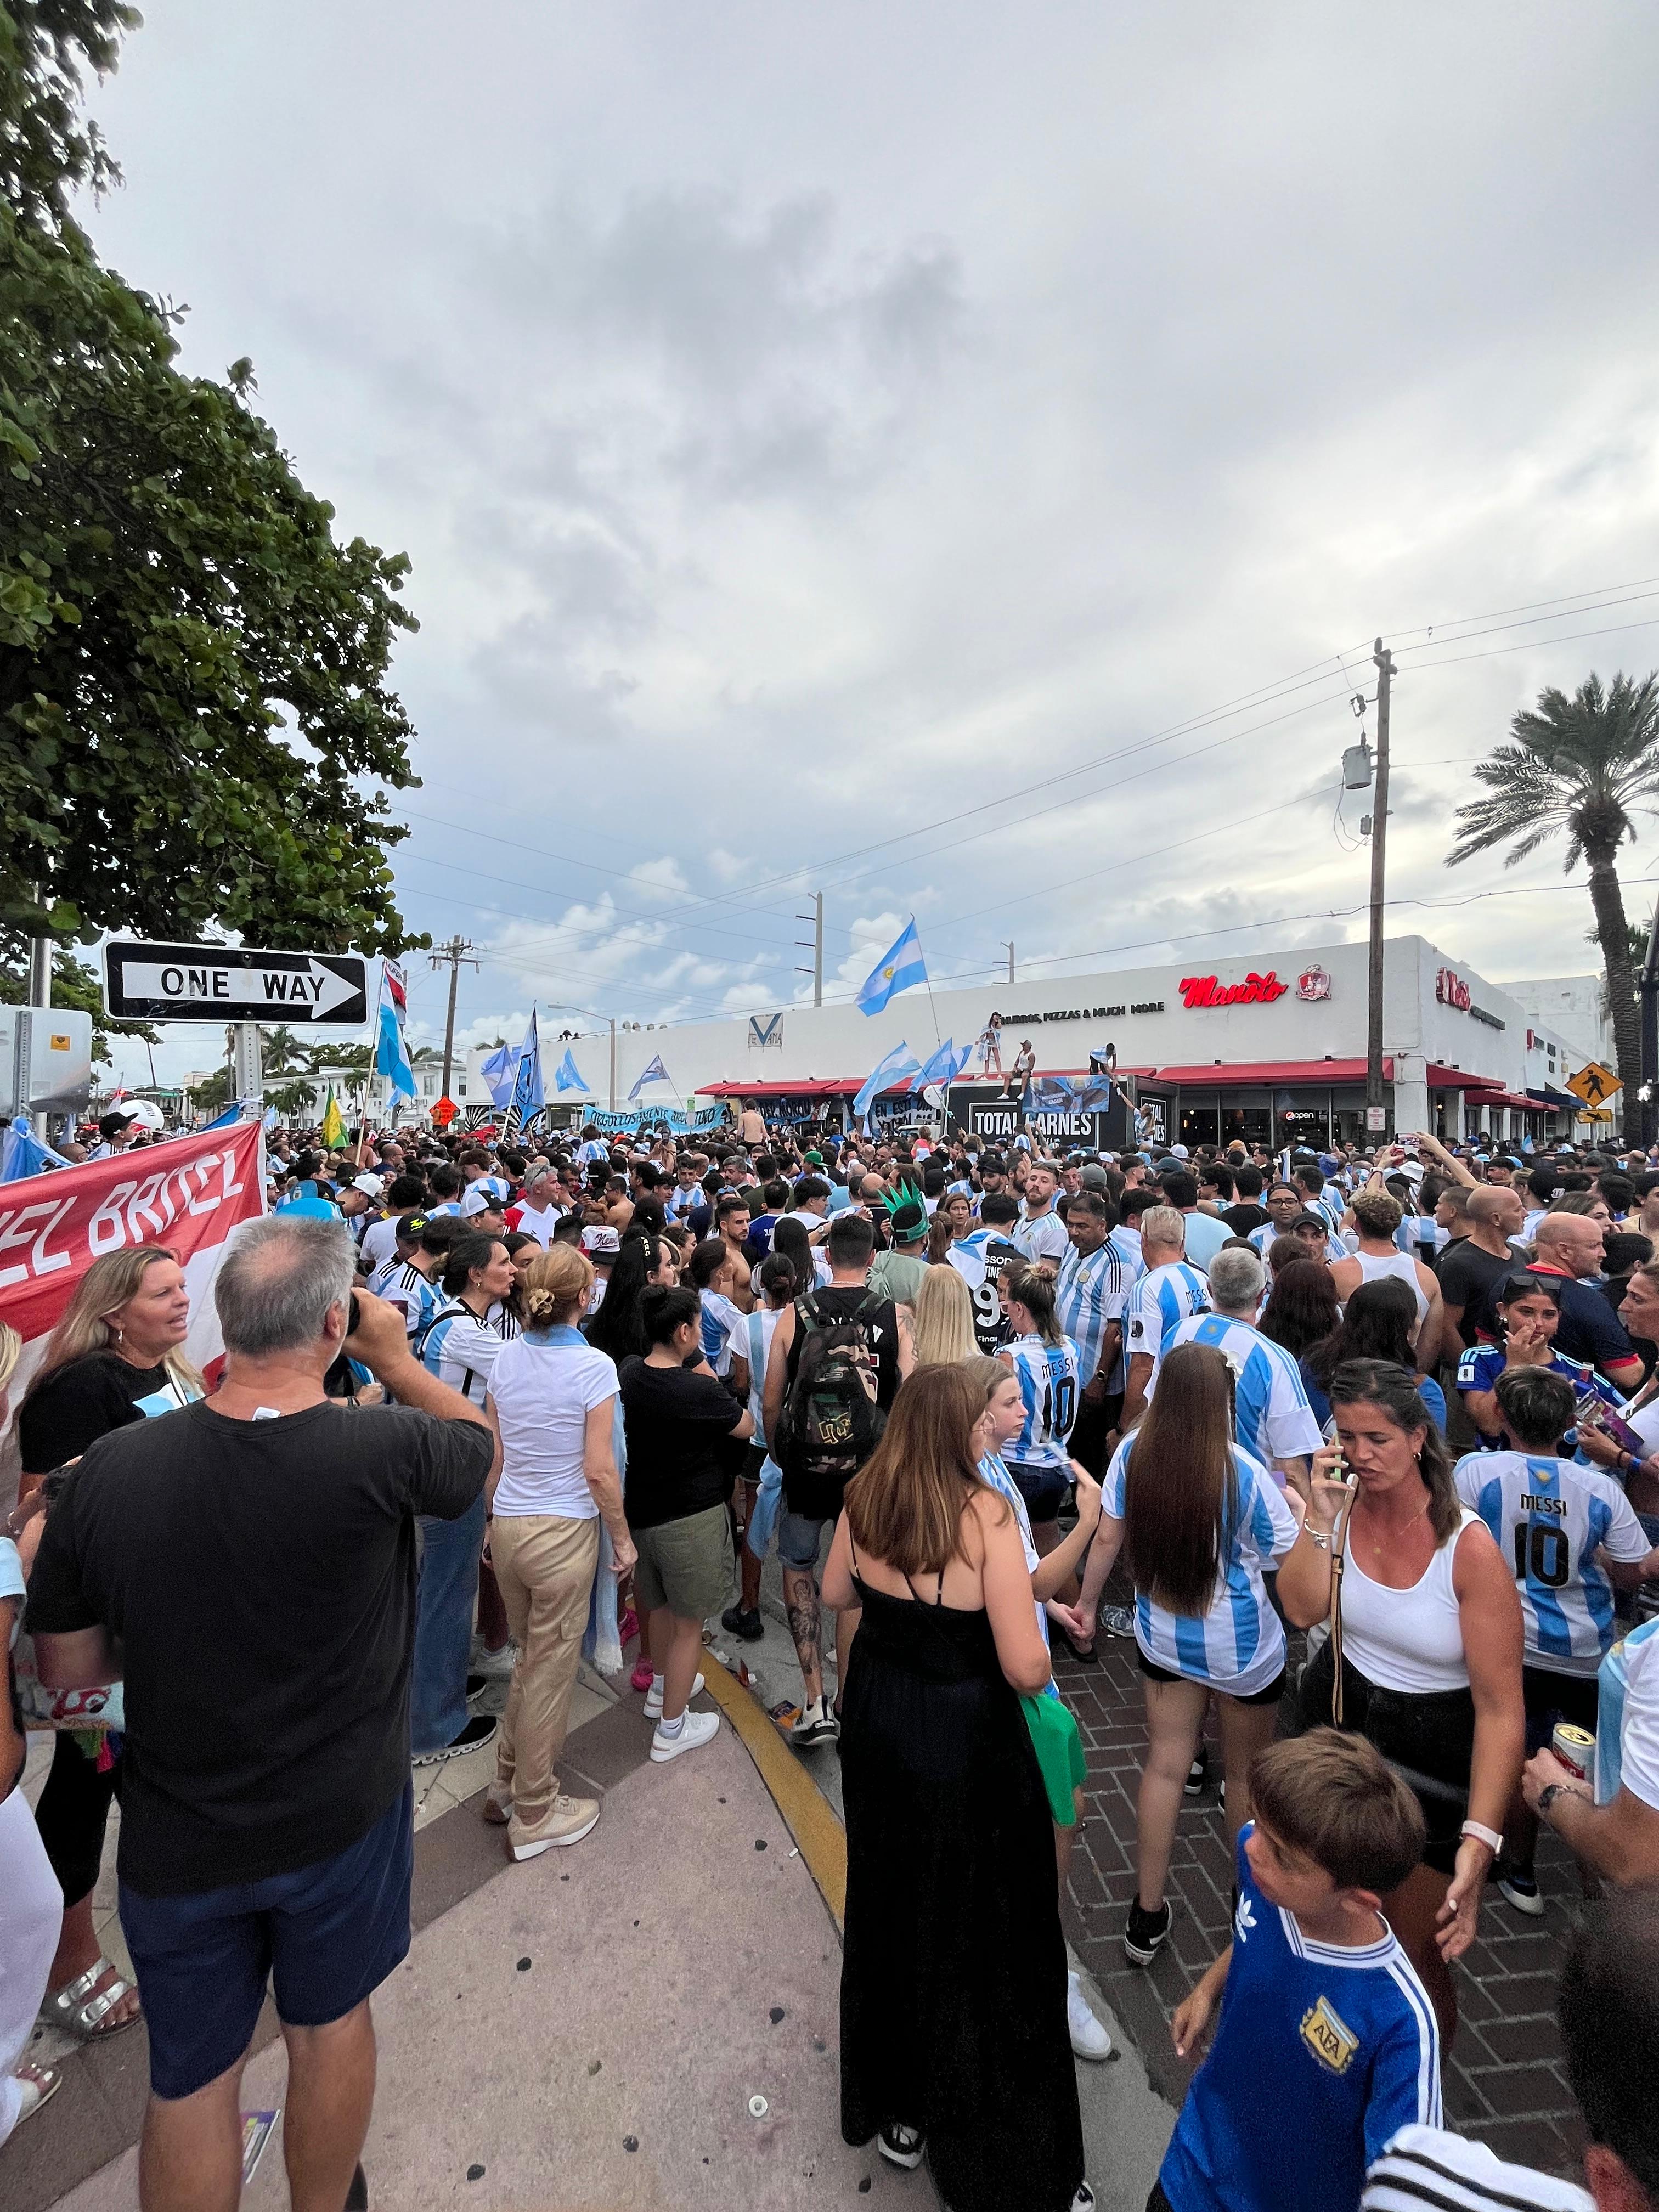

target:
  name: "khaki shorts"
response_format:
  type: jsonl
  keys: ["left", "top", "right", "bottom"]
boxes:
{"left": 633, "top": 1504, "right": 735, "bottom": 1622}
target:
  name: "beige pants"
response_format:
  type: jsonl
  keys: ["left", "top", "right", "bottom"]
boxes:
{"left": 489, "top": 1512, "right": 600, "bottom": 1837}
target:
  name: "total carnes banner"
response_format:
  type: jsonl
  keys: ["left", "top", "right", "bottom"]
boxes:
{"left": 0, "top": 1118, "right": 266, "bottom": 1402}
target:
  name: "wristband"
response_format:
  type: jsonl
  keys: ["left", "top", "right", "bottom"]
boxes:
{"left": 1459, "top": 1819, "right": 1503, "bottom": 1855}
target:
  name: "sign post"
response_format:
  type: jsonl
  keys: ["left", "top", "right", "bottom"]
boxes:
{"left": 103, "top": 941, "right": 369, "bottom": 1028}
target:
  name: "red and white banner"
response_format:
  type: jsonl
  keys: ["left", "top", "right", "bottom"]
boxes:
{"left": 0, "top": 1119, "right": 267, "bottom": 1397}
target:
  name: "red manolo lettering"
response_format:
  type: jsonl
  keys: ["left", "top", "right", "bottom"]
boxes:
{"left": 1178, "top": 970, "right": 1290, "bottom": 1010}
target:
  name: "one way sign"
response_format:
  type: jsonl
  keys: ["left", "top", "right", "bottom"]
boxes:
{"left": 103, "top": 940, "right": 370, "bottom": 1027}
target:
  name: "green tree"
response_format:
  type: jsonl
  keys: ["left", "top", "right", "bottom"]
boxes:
{"left": 259, "top": 1023, "right": 312, "bottom": 1075}
{"left": 1, "top": 1, "right": 425, "bottom": 968}
{"left": 1448, "top": 671, "right": 1659, "bottom": 1096}
{"left": 267, "top": 1075, "right": 318, "bottom": 1122}
{"left": 0, "top": 945, "right": 156, "bottom": 1064}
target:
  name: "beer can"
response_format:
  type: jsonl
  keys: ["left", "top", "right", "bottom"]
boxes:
{"left": 1552, "top": 1723, "right": 1594, "bottom": 1781}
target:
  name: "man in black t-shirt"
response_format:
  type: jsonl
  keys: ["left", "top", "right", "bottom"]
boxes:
{"left": 27, "top": 1216, "right": 494, "bottom": 2212}
{"left": 1435, "top": 1183, "right": 1526, "bottom": 1348}
{"left": 761, "top": 1212, "right": 912, "bottom": 1747}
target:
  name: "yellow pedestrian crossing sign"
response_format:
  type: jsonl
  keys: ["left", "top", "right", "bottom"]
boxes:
{"left": 1566, "top": 1061, "right": 1622, "bottom": 1107}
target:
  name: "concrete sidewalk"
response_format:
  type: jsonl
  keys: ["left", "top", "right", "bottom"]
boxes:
{"left": 9, "top": 1605, "right": 1175, "bottom": 2212}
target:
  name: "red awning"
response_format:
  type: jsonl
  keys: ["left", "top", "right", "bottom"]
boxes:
{"left": 1458, "top": 1086, "right": 1538, "bottom": 1112}
{"left": 1141, "top": 1059, "right": 1388, "bottom": 1086}
{"left": 1424, "top": 1064, "right": 1503, "bottom": 1092}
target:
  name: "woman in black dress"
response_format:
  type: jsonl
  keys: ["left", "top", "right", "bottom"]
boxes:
{"left": 821, "top": 1364, "right": 1091, "bottom": 2212}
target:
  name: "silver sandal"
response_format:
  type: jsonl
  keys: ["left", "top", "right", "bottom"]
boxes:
{"left": 38, "top": 1957, "right": 140, "bottom": 2039}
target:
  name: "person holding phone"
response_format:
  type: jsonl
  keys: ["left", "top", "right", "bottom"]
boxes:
{"left": 1458, "top": 1273, "right": 1623, "bottom": 1451}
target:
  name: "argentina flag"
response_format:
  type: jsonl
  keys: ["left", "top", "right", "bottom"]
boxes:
{"left": 855, "top": 918, "right": 928, "bottom": 1015}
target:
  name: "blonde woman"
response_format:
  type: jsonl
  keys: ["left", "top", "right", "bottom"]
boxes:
{"left": 481, "top": 1245, "right": 636, "bottom": 1860}
{"left": 911, "top": 1263, "right": 977, "bottom": 1367}
{"left": 19, "top": 1247, "right": 202, "bottom": 2044}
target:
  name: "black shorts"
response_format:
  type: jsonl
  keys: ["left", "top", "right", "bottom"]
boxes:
{"left": 1520, "top": 1664, "right": 1599, "bottom": 1756}
{"left": 1137, "top": 1651, "right": 1286, "bottom": 1708}
{"left": 1297, "top": 1641, "right": 1474, "bottom": 1876}
{"left": 1006, "top": 1460, "right": 1068, "bottom": 1527}
{"left": 740, "top": 1441, "right": 769, "bottom": 1487}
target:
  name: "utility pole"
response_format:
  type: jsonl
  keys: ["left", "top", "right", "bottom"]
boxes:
{"left": 1365, "top": 639, "right": 1395, "bottom": 1131}
{"left": 428, "top": 936, "right": 477, "bottom": 1102}
{"left": 998, "top": 941, "right": 1014, "bottom": 985}
{"left": 795, "top": 892, "right": 823, "bottom": 1007}
{"left": 27, "top": 909, "right": 51, "bottom": 1139}
{"left": 1639, "top": 895, "right": 1659, "bottom": 1150}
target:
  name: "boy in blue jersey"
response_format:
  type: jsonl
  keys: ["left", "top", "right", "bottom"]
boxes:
{"left": 1153, "top": 1730, "right": 1440, "bottom": 2212}
{"left": 1456, "top": 1365, "right": 1659, "bottom": 1914}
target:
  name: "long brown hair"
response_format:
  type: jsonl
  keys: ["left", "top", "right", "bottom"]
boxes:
{"left": 1121, "top": 1341, "right": 1237, "bottom": 1615}
{"left": 844, "top": 1364, "right": 1008, "bottom": 1577}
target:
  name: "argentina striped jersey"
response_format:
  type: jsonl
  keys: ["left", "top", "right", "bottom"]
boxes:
{"left": 1454, "top": 1449, "right": 1649, "bottom": 1675}
{"left": 1055, "top": 1240, "right": 1132, "bottom": 1389}
{"left": 1123, "top": 1261, "right": 1211, "bottom": 1382}
{"left": 1157, "top": 1312, "right": 1322, "bottom": 1473}
{"left": 1003, "top": 1333, "right": 1081, "bottom": 1470}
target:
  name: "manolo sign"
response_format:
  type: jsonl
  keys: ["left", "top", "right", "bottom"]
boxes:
{"left": 1178, "top": 971, "right": 1290, "bottom": 1011}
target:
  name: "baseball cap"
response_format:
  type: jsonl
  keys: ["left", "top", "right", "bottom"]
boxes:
{"left": 461, "top": 1186, "right": 507, "bottom": 1217}
{"left": 397, "top": 1212, "right": 432, "bottom": 1242}
{"left": 1079, "top": 1164, "right": 1109, "bottom": 1192}
{"left": 804, "top": 1150, "right": 824, "bottom": 1166}
{"left": 351, "top": 1172, "right": 385, "bottom": 1199}
{"left": 280, "top": 1194, "right": 340, "bottom": 1222}
{"left": 582, "top": 1224, "right": 621, "bottom": 1256}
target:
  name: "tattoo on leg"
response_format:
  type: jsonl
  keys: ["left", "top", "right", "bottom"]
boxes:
{"left": 784, "top": 1575, "right": 821, "bottom": 1675}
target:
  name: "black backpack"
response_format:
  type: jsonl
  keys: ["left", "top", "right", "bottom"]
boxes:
{"left": 773, "top": 1290, "right": 888, "bottom": 1519}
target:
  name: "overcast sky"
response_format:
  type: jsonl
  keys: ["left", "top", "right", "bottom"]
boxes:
{"left": 76, "top": 3, "right": 1659, "bottom": 1085}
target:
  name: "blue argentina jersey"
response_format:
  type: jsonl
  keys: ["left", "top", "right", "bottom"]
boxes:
{"left": 1055, "top": 1241, "right": 1131, "bottom": 1389}
{"left": 1160, "top": 1829, "right": 1440, "bottom": 2212}
{"left": 1454, "top": 1345, "right": 1618, "bottom": 1449}
{"left": 1103, "top": 1436, "right": 1295, "bottom": 1694}
{"left": 978, "top": 1451, "right": 1056, "bottom": 1694}
{"left": 1159, "top": 1313, "right": 1322, "bottom": 1474}
{"left": 1004, "top": 1334, "right": 1081, "bottom": 1471}
{"left": 1123, "top": 1261, "right": 1211, "bottom": 1381}
{"left": 386, "top": 1262, "right": 443, "bottom": 1342}
{"left": 1455, "top": 1449, "right": 1649, "bottom": 1676}
{"left": 420, "top": 1301, "right": 518, "bottom": 1400}
{"left": 1249, "top": 1220, "right": 1346, "bottom": 1265}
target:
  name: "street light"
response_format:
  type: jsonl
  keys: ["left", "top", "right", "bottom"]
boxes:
{"left": 550, "top": 1003, "right": 618, "bottom": 1111}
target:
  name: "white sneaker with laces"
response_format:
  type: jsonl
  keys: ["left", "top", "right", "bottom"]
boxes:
{"left": 1066, "top": 1971, "right": 1113, "bottom": 2061}
{"left": 644, "top": 1672, "right": 704, "bottom": 1722}
{"left": 651, "top": 1708, "right": 720, "bottom": 1763}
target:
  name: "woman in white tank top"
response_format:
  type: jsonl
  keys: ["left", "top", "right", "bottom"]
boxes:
{"left": 1329, "top": 1188, "right": 1443, "bottom": 1372}
{"left": 1276, "top": 1357, "right": 1523, "bottom": 2045}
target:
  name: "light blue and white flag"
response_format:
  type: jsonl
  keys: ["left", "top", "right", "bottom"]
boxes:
{"left": 628, "top": 1053, "right": 672, "bottom": 1101}
{"left": 507, "top": 1011, "right": 545, "bottom": 1126}
{"left": 480, "top": 1038, "right": 518, "bottom": 1108}
{"left": 856, "top": 918, "right": 928, "bottom": 1017}
{"left": 1026, "top": 1075, "right": 1077, "bottom": 1113}
{"left": 552, "top": 1046, "right": 589, "bottom": 1095}
{"left": 0, "top": 1121, "right": 72, "bottom": 1181}
{"left": 1074, "top": 1068, "right": 1118, "bottom": 1110}
{"left": 854, "top": 1041, "right": 921, "bottom": 1120}
{"left": 375, "top": 960, "right": 416, "bottom": 1100}
{"left": 910, "top": 1037, "right": 970, "bottom": 1094}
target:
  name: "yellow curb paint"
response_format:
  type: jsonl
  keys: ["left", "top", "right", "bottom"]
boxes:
{"left": 700, "top": 1657, "right": 847, "bottom": 1928}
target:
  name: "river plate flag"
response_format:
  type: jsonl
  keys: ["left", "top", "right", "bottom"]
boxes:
{"left": 375, "top": 960, "right": 416, "bottom": 1100}
{"left": 856, "top": 917, "right": 928, "bottom": 1016}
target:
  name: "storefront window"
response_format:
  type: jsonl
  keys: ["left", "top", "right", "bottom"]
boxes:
{"left": 1221, "top": 1098, "right": 1272, "bottom": 1149}
{"left": 1273, "top": 1089, "right": 1331, "bottom": 1151}
{"left": 1330, "top": 1093, "right": 1372, "bottom": 1148}
{"left": 1178, "top": 1095, "right": 1220, "bottom": 1149}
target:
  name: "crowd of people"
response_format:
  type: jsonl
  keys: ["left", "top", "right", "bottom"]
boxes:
{"left": 7, "top": 1099, "right": 1659, "bottom": 2211}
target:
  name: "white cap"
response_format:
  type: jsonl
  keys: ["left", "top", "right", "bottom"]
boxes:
{"left": 351, "top": 1172, "right": 385, "bottom": 1199}
{"left": 461, "top": 1185, "right": 506, "bottom": 1217}
{"left": 582, "top": 1224, "right": 620, "bottom": 1256}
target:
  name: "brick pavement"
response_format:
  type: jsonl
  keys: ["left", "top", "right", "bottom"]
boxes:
{"left": 1052, "top": 1592, "right": 1590, "bottom": 2179}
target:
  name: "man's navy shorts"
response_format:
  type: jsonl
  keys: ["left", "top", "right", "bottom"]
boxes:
{"left": 120, "top": 1780, "right": 414, "bottom": 2100}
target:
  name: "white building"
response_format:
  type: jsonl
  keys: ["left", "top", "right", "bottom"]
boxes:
{"left": 554, "top": 932, "right": 1602, "bottom": 1148}
{"left": 1500, "top": 974, "right": 1613, "bottom": 1070}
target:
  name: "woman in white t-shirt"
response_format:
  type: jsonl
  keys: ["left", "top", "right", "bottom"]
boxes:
{"left": 482, "top": 1245, "right": 636, "bottom": 1863}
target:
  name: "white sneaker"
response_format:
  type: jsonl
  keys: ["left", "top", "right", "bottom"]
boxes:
{"left": 643, "top": 1672, "right": 704, "bottom": 1722}
{"left": 651, "top": 1708, "right": 720, "bottom": 1763}
{"left": 470, "top": 1641, "right": 517, "bottom": 1680}
{"left": 1067, "top": 1971, "right": 1113, "bottom": 2061}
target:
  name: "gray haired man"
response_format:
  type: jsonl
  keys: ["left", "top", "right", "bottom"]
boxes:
{"left": 27, "top": 1216, "right": 496, "bottom": 2212}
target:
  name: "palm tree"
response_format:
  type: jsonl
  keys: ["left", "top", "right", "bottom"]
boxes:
{"left": 1448, "top": 670, "right": 1659, "bottom": 1096}
{"left": 261, "top": 1024, "right": 311, "bottom": 1076}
